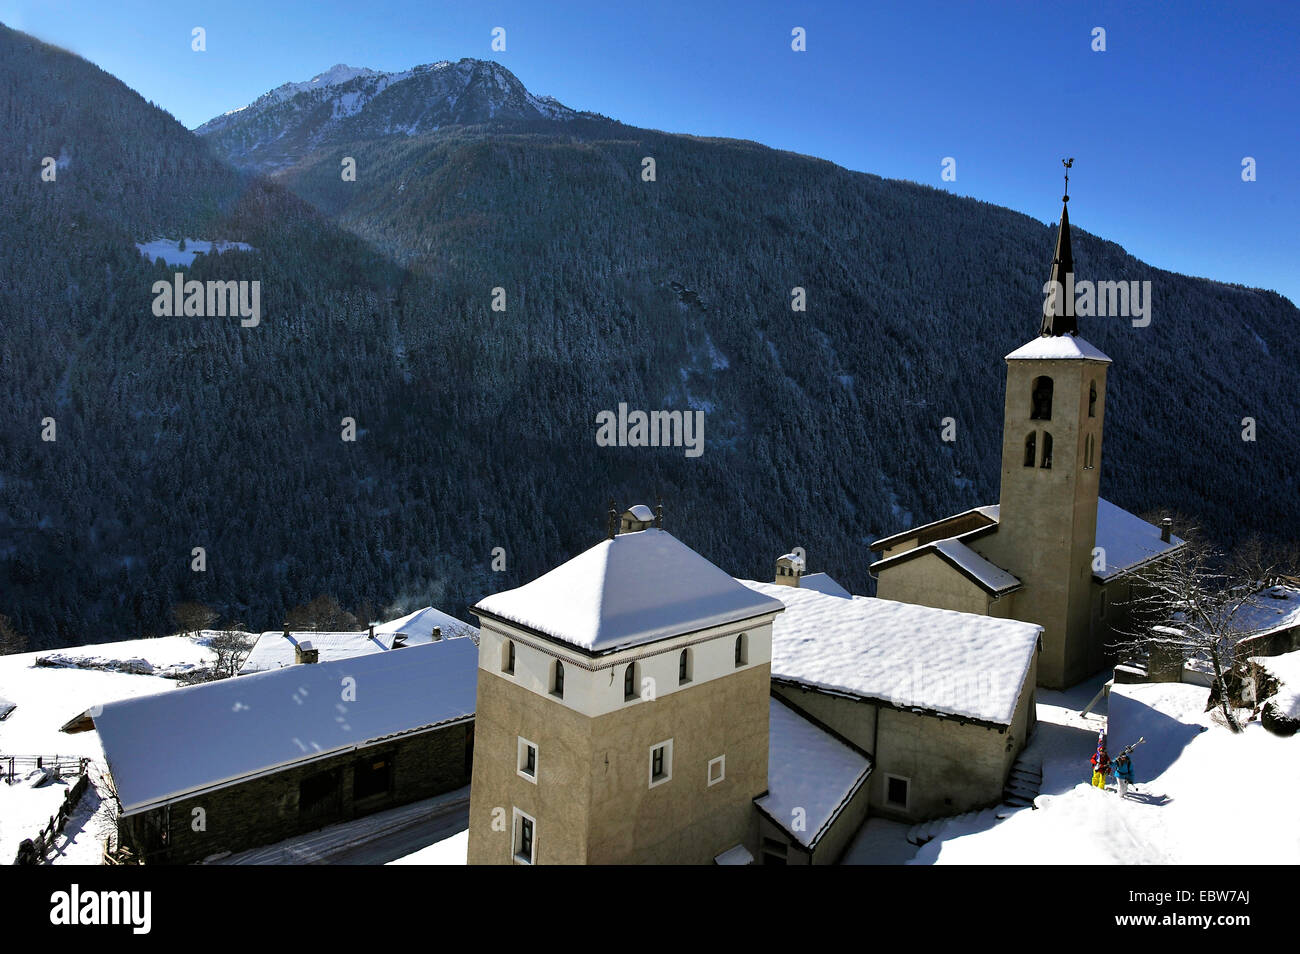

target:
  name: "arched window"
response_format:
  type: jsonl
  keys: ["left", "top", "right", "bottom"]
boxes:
{"left": 552, "top": 660, "right": 564, "bottom": 698}
{"left": 1088, "top": 380, "right": 1098, "bottom": 418}
{"left": 1040, "top": 431, "right": 1053, "bottom": 469}
{"left": 734, "top": 633, "right": 748, "bottom": 668}
{"left": 678, "top": 648, "right": 691, "bottom": 685}
{"left": 1023, "top": 432, "right": 1037, "bottom": 468}
{"left": 1084, "top": 434, "right": 1095, "bottom": 469}
{"left": 502, "top": 640, "right": 515, "bottom": 674}
{"left": 1031, "top": 376, "right": 1054, "bottom": 421}
{"left": 624, "top": 663, "right": 638, "bottom": 702}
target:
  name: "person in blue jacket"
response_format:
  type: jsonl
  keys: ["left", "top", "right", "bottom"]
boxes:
{"left": 1113, "top": 753, "right": 1135, "bottom": 797}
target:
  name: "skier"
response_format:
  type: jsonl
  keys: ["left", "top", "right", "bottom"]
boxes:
{"left": 1090, "top": 730, "right": 1110, "bottom": 789}
{"left": 1113, "top": 752, "right": 1135, "bottom": 797}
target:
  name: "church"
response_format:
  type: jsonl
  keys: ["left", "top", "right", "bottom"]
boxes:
{"left": 870, "top": 186, "right": 1183, "bottom": 689}
{"left": 461, "top": 185, "right": 1182, "bottom": 863}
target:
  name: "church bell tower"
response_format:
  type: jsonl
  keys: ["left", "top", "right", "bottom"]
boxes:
{"left": 979, "top": 162, "right": 1113, "bottom": 688}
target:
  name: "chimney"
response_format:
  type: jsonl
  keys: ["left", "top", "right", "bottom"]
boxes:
{"left": 432, "top": 626, "right": 442, "bottom": 642}
{"left": 1160, "top": 518, "right": 1172, "bottom": 543}
{"left": 775, "top": 551, "right": 805, "bottom": 588}
{"left": 619, "top": 504, "right": 655, "bottom": 533}
{"left": 294, "top": 640, "right": 319, "bottom": 664}
{"left": 368, "top": 622, "right": 376, "bottom": 641}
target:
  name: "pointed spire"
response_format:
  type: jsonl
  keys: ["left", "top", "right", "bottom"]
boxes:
{"left": 1040, "top": 158, "right": 1077, "bottom": 337}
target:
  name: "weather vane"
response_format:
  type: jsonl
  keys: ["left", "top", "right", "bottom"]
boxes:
{"left": 1062, "top": 157, "right": 1074, "bottom": 201}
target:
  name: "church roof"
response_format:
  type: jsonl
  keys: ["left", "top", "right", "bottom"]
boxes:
{"left": 871, "top": 537, "right": 1022, "bottom": 596}
{"left": 474, "top": 529, "right": 785, "bottom": 654}
{"left": 1040, "top": 194, "right": 1078, "bottom": 336}
{"left": 741, "top": 580, "right": 1041, "bottom": 725}
{"left": 871, "top": 498, "right": 1184, "bottom": 584}
{"left": 1005, "top": 334, "right": 1111, "bottom": 362}
{"left": 1094, "top": 498, "right": 1185, "bottom": 581}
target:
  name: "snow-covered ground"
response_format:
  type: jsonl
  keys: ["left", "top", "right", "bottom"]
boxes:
{"left": 136, "top": 238, "right": 255, "bottom": 266}
{"left": 0, "top": 635, "right": 216, "bottom": 863}
{"left": 904, "top": 680, "right": 1298, "bottom": 865}
{"left": 388, "top": 829, "right": 468, "bottom": 865}
{"left": 1255, "top": 649, "right": 1300, "bottom": 719}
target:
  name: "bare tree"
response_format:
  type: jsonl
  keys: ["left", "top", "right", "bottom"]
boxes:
{"left": 209, "top": 625, "right": 254, "bottom": 679}
{"left": 171, "top": 602, "right": 218, "bottom": 638}
{"left": 0, "top": 614, "right": 28, "bottom": 655}
{"left": 284, "top": 594, "right": 358, "bottom": 632}
{"left": 1113, "top": 534, "right": 1278, "bottom": 733}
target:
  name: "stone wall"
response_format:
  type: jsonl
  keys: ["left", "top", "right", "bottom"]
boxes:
{"left": 121, "top": 720, "right": 472, "bottom": 864}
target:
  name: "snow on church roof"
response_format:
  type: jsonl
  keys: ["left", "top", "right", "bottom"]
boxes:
{"left": 95, "top": 638, "right": 478, "bottom": 816}
{"left": 1005, "top": 334, "right": 1111, "bottom": 362}
{"left": 474, "top": 529, "right": 785, "bottom": 653}
{"left": 741, "top": 581, "right": 1041, "bottom": 725}
{"left": 930, "top": 539, "right": 1022, "bottom": 593}
{"left": 758, "top": 697, "right": 871, "bottom": 849}
{"left": 799, "top": 572, "right": 851, "bottom": 599}
{"left": 1094, "top": 499, "right": 1185, "bottom": 580}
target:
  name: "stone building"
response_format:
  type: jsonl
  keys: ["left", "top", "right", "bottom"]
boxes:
{"left": 92, "top": 638, "right": 477, "bottom": 863}
{"left": 871, "top": 191, "right": 1183, "bottom": 689}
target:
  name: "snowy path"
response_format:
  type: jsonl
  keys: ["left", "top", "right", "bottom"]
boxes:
{"left": 210, "top": 786, "right": 469, "bottom": 865}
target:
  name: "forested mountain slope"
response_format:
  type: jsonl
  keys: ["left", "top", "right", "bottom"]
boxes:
{"left": 2, "top": 29, "right": 1296, "bottom": 649}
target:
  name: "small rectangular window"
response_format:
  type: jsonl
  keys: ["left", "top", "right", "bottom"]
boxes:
{"left": 708, "top": 755, "right": 726, "bottom": 786}
{"left": 517, "top": 737, "right": 538, "bottom": 783}
{"left": 512, "top": 808, "right": 536, "bottom": 865}
{"left": 649, "top": 739, "right": 674, "bottom": 788}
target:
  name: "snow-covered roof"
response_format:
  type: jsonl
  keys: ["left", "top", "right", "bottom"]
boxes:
{"left": 713, "top": 844, "right": 754, "bottom": 865}
{"left": 741, "top": 581, "right": 1040, "bottom": 725}
{"left": 374, "top": 606, "right": 476, "bottom": 643}
{"left": 475, "top": 529, "right": 785, "bottom": 653}
{"left": 240, "top": 630, "right": 380, "bottom": 674}
{"left": 799, "top": 572, "right": 851, "bottom": 599}
{"left": 1094, "top": 499, "right": 1184, "bottom": 580}
{"left": 1005, "top": 334, "right": 1111, "bottom": 362}
{"left": 933, "top": 539, "right": 1021, "bottom": 593}
{"left": 96, "top": 639, "right": 478, "bottom": 816}
{"left": 757, "top": 697, "right": 872, "bottom": 849}
{"left": 240, "top": 607, "right": 474, "bottom": 674}
{"left": 1229, "top": 585, "right": 1300, "bottom": 639}
{"left": 0, "top": 696, "right": 14, "bottom": 721}
{"left": 625, "top": 504, "right": 654, "bottom": 522}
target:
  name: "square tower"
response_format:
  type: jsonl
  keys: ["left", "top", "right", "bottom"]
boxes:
{"left": 978, "top": 336, "right": 1110, "bottom": 688}
{"left": 466, "top": 515, "right": 784, "bottom": 864}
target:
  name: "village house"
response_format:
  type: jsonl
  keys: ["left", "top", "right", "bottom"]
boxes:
{"left": 870, "top": 190, "right": 1184, "bottom": 689}
{"left": 88, "top": 638, "right": 478, "bottom": 864}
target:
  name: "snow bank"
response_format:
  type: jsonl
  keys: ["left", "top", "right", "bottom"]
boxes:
{"left": 388, "top": 829, "right": 468, "bottom": 865}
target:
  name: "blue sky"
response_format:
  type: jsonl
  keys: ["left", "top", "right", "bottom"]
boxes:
{"left": 5, "top": 0, "right": 1297, "bottom": 303}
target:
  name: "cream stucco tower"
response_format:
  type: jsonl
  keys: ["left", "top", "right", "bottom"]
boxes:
{"left": 978, "top": 189, "right": 1112, "bottom": 688}
{"left": 466, "top": 507, "right": 784, "bottom": 864}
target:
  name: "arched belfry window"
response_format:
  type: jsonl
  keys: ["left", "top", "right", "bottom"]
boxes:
{"left": 1084, "top": 433, "right": 1095, "bottom": 470}
{"left": 734, "top": 633, "right": 748, "bottom": 668}
{"left": 1088, "top": 381, "right": 1098, "bottom": 418}
{"left": 1023, "top": 432, "right": 1037, "bottom": 468}
{"left": 1040, "top": 431, "right": 1054, "bottom": 469}
{"left": 624, "top": 663, "right": 638, "bottom": 702}
{"left": 502, "top": 640, "right": 515, "bottom": 674}
{"left": 1031, "top": 376, "right": 1054, "bottom": 421}
{"left": 553, "top": 660, "right": 565, "bottom": 698}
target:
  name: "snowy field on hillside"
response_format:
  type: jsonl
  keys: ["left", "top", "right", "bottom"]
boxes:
{"left": 135, "top": 238, "right": 255, "bottom": 266}
{"left": 906, "top": 681, "right": 1299, "bottom": 865}
{"left": 0, "top": 635, "right": 216, "bottom": 863}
